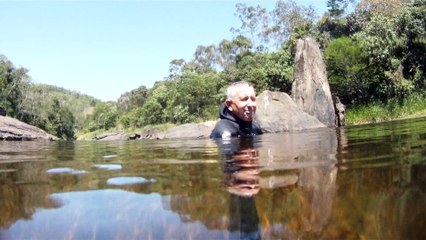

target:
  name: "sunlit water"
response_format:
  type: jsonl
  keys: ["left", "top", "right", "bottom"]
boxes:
{"left": 1, "top": 117, "right": 426, "bottom": 239}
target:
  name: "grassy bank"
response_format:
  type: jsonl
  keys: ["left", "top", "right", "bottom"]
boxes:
{"left": 345, "top": 93, "right": 426, "bottom": 125}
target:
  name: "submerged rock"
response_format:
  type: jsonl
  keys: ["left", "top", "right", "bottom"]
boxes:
{"left": 0, "top": 116, "right": 58, "bottom": 141}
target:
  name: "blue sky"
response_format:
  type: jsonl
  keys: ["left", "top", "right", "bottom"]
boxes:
{"left": 1, "top": 1, "right": 330, "bottom": 101}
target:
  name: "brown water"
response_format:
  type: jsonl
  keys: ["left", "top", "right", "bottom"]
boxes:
{"left": 1, "top": 117, "right": 426, "bottom": 239}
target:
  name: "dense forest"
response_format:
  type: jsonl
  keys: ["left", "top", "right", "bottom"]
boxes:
{"left": 1, "top": 0, "right": 425, "bottom": 139}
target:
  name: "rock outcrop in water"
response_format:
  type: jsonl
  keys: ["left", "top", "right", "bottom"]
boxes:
{"left": 291, "top": 37, "right": 337, "bottom": 127}
{"left": 92, "top": 132, "right": 130, "bottom": 141}
{"left": 164, "top": 123, "right": 214, "bottom": 139}
{"left": 333, "top": 96, "right": 346, "bottom": 127}
{"left": 255, "top": 91, "right": 326, "bottom": 133}
{"left": 0, "top": 116, "right": 58, "bottom": 141}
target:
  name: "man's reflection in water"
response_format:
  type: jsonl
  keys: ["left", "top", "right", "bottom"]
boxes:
{"left": 224, "top": 147, "right": 260, "bottom": 197}
{"left": 221, "top": 138, "right": 262, "bottom": 240}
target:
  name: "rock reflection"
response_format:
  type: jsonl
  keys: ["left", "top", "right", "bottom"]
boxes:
{"left": 257, "top": 130, "right": 338, "bottom": 239}
{"left": 217, "top": 128, "right": 339, "bottom": 239}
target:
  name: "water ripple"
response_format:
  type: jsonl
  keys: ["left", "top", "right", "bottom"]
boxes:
{"left": 106, "top": 177, "right": 156, "bottom": 186}
{"left": 92, "top": 164, "right": 122, "bottom": 171}
{"left": 46, "top": 167, "right": 88, "bottom": 175}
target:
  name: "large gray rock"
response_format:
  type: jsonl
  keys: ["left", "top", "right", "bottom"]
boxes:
{"left": 139, "top": 128, "right": 165, "bottom": 140}
{"left": 333, "top": 95, "right": 346, "bottom": 127}
{"left": 292, "top": 37, "right": 336, "bottom": 127}
{"left": 255, "top": 91, "right": 326, "bottom": 133}
{"left": 0, "top": 116, "right": 58, "bottom": 141}
{"left": 93, "top": 132, "right": 129, "bottom": 141}
{"left": 164, "top": 123, "right": 215, "bottom": 139}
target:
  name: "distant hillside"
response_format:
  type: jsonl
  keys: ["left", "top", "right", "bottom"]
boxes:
{"left": 23, "top": 83, "right": 100, "bottom": 131}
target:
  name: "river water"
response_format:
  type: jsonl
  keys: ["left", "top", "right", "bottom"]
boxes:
{"left": 1, "top": 117, "right": 425, "bottom": 239}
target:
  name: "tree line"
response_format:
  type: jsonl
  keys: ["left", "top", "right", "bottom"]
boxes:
{"left": 1, "top": 0, "right": 424, "bottom": 139}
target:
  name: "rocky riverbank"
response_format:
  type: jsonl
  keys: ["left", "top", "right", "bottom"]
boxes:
{"left": 0, "top": 116, "right": 58, "bottom": 141}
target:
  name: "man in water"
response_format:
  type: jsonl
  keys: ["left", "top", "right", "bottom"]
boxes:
{"left": 210, "top": 81, "right": 262, "bottom": 139}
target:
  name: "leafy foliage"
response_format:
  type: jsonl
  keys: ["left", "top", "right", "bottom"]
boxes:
{"left": 118, "top": 72, "right": 226, "bottom": 129}
{"left": 26, "top": 84, "right": 99, "bottom": 130}
{"left": 117, "top": 85, "right": 149, "bottom": 112}
{"left": 325, "top": 37, "right": 373, "bottom": 104}
{"left": 84, "top": 102, "right": 119, "bottom": 132}
{"left": 234, "top": 48, "right": 294, "bottom": 93}
{"left": 0, "top": 55, "right": 29, "bottom": 117}
{"left": 327, "top": 0, "right": 353, "bottom": 17}
{"left": 46, "top": 99, "right": 76, "bottom": 140}
{"left": 232, "top": 0, "right": 317, "bottom": 49}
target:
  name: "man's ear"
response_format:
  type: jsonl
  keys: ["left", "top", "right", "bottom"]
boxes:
{"left": 225, "top": 99, "right": 233, "bottom": 111}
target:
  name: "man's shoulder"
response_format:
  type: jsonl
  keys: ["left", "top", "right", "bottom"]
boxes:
{"left": 210, "top": 119, "right": 239, "bottom": 139}
{"left": 252, "top": 120, "right": 263, "bottom": 134}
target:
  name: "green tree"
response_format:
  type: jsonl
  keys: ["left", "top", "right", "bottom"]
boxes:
{"left": 395, "top": 0, "right": 426, "bottom": 90}
{"left": 353, "top": 11, "right": 415, "bottom": 100}
{"left": 118, "top": 71, "right": 226, "bottom": 128}
{"left": 218, "top": 36, "right": 253, "bottom": 72}
{"left": 138, "top": 82, "right": 171, "bottom": 125}
{"left": 234, "top": 48, "right": 293, "bottom": 93}
{"left": 356, "top": 0, "right": 406, "bottom": 16}
{"left": 118, "top": 82, "right": 171, "bottom": 128}
{"left": 325, "top": 37, "right": 375, "bottom": 104}
{"left": 117, "top": 85, "right": 148, "bottom": 112}
{"left": 85, "top": 102, "right": 118, "bottom": 131}
{"left": 191, "top": 45, "right": 220, "bottom": 74}
{"left": 232, "top": 0, "right": 317, "bottom": 49}
{"left": 24, "top": 84, "right": 98, "bottom": 132}
{"left": 167, "top": 58, "right": 186, "bottom": 79}
{"left": 172, "top": 72, "right": 225, "bottom": 122}
{"left": 231, "top": 3, "right": 268, "bottom": 46}
{"left": 327, "top": 0, "right": 351, "bottom": 18}
{"left": 267, "top": 0, "right": 317, "bottom": 47}
{"left": 47, "top": 99, "right": 76, "bottom": 140}
{"left": 0, "top": 55, "right": 30, "bottom": 117}
{"left": 18, "top": 84, "right": 51, "bottom": 130}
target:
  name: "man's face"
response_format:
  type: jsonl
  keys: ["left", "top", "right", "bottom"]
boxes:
{"left": 226, "top": 86, "right": 257, "bottom": 122}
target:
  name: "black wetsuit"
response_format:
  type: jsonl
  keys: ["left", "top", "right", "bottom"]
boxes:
{"left": 210, "top": 104, "right": 262, "bottom": 139}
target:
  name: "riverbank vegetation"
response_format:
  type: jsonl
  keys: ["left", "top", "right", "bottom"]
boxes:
{"left": 1, "top": 0, "right": 425, "bottom": 139}
{"left": 346, "top": 92, "right": 426, "bottom": 124}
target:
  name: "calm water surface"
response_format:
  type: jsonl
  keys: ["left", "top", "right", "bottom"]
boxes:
{"left": 1, "top": 117, "right": 426, "bottom": 239}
